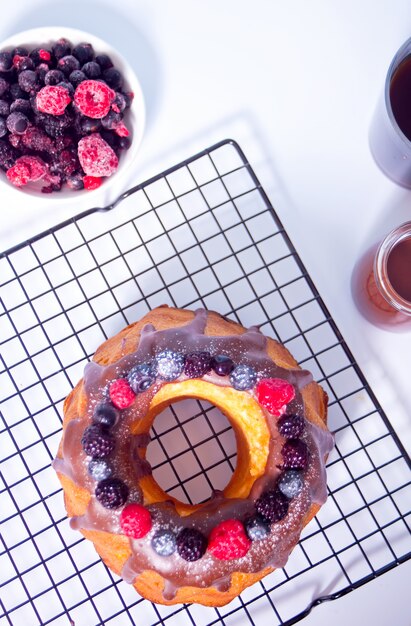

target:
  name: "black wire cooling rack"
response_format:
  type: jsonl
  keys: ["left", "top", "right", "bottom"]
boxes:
{"left": 0, "top": 139, "right": 410, "bottom": 626}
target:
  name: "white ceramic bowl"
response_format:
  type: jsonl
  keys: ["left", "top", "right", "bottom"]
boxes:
{"left": 0, "top": 26, "right": 145, "bottom": 199}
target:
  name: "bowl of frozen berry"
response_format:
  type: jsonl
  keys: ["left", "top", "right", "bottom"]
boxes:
{"left": 0, "top": 27, "right": 145, "bottom": 195}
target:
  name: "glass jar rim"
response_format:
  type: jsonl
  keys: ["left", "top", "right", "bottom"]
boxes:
{"left": 384, "top": 37, "right": 411, "bottom": 149}
{"left": 374, "top": 221, "right": 411, "bottom": 314}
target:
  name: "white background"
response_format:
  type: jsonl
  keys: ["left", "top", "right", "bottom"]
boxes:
{"left": 0, "top": 1, "right": 410, "bottom": 625}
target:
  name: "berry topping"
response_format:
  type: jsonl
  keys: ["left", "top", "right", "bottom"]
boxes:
{"left": 151, "top": 529, "right": 177, "bottom": 556}
{"left": 255, "top": 489, "right": 289, "bottom": 523}
{"left": 278, "top": 469, "right": 304, "bottom": 499}
{"left": 81, "top": 423, "right": 115, "bottom": 458}
{"left": 83, "top": 175, "right": 102, "bottom": 190}
{"left": 74, "top": 79, "right": 115, "bottom": 118}
{"left": 88, "top": 458, "right": 113, "bottom": 481}
{"left": 155, "top": 350, "right": 185, "bottom": 381}
{"left": 255, "top": 378, "right": 295, "bottom": 416}
{"left": 176, "top": 527, "right": 207, "bottom": 562}
{"left": 120, "top": 503, "right": 152, "bottom": 539}
{"left": 77, "top": 133, "right": 118, "bottom": 177}
{"left": 6, "top": 155, "right": 47, "bottom": 186}
{"left": 109, "top": 378, "right": 136, "bottom": 409}
{"left": 36, "top": 85, "right": 72, "bottom": 115}
{"left": 229, "top": 364, "right": 257, "bottom": 390}
{"left": 211, "top": 354, "right": 235, "bottom": 376}
{"left": 95, "top": 477, "right": 129, "bottom": 509}
{"left": 208, "top": 519, "right": 251, "bottom": 560}
{"left": 281, "top": 439, "right": 309, "bottom": 469}
{"left": 127, "top": 362, "right": 157, "bottom": 393}
{"left": 277, "top": 413, "right": 305, "bottom": 439}
{"left": 6, "top": 112, "right": 29, "bottom": 134}
{"left": 93, "top": 403, "right": 119, "bottom": 428}
{"left": 244, "top": 514, "right": 271, "bottom": 541}
{"left": 183, "top": 351, "right": 212, "bottom": 378}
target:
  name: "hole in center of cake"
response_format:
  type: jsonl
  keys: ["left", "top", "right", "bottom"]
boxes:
{"left": 146, "top": 398, "right": 237, "bottom": 505}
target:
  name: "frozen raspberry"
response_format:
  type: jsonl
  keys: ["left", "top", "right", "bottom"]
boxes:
{"left": 21, "top": 126, "right": 54, "bottom": 152}
{"left": 208, "top": 519, "right": 251, "bottom": 560}
{"left": 281, "top": 439, "right": 309, "bottom": 470}
{"left": 83, "top": 175, "right": 102, "bottom": 190}
{"left": 109, "top": 378, "right": 136, "bottom": 409}
{"left": 277, "top": 413, "right": 305, "bottom": 439}
{"left": 183, "top": 351, "right": 212, "bottom": 378}
{"left": 120, "top": 503, "right": 152, "bottom": 539}
{"left": 115, "top": 122, "right": 129, "bottom": 137}
{"left": 95, "top": 477, "right": 129, "bottom": 509}
{"left": 255, "top": 378, "right": 295, "bottom": 416}
{"left": 77, "top": 133, "right": 118, "bottom": 177}
{"left": 176, "top": 528, "right": 207, "bottom": 562}
{"left": 255, "top": 489, "right": 289, "bottom": 523}
{"left": 74, "top": 79, "right": 115, "bottom": 119}
{"left": 6, "top": 155, "right": 47, "bottom": 186}
{"left": 36, "top": 85, "right": 72, "bottom": 115}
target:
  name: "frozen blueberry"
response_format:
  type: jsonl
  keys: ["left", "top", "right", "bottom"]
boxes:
{"left": 69, "top": 69, "right": 86, "bottom": 87}
{"left": 211, "top": 354, "right": 235, "bottom": 376}
{"left": 72, "top": 42, "right": 94, "bottom": 65}
{"left": 0, "top": 100, "right": 9, "bottom": 116}
{"left": 10, "top": 83, "right": 27, "bottom": 100}
{"left": 127, "top": 362, "right": 157, "bottom": 393}
{"left": 57, "top": 80, "right": 74, "bottom": 96}
{"left": 0, "top": 139, "right": 17, "bottom": 170}
{"left": 57, "top": 55, "right": 80, "bottom": 76}
{"left": 6, "top": 112, "right": 29, "bottom": 134}
{"left": 93, "top": 403, "right": 119, "bottom": 428}
{"left": 176, "top": 527, "right": 207, "bottom": 562}
{"left": 66, "top": 172, "right": 84, "bottom": 190}
{"left": 82, "top": 61, "right": 101, "bottom": 78}
{"left": 95, "top": 477, "right": 129, "bottom": 509}
{"left": 278, "top": 470, "right": 304, "bottom": 499}
{"left": 80, "top": 116, "right": 101, "bottom": 133}
{"left": 118, "top": 136, "right": 131, "bottom": 150}
{"left": 88, "top": 458, "right": 113, "bottom": 481}
{"left": 101, "top": 110, "right": 122, "bottom": 130}
{"left": 29, "top": 48, "right": 52, "bottom": 66}
{"left": 0, "top": 118, "right": 6, "bottom": 138}
{"left": 155, "top": 350, "right": 185, "bottom": 381}
{"left": 151, "top": 529, "right": 177, "bottom": 556}
{"left": 229, "top": 364, "right": 257, "bottom": 390}
{"left": 103, "top": 67, "right": 123, "bottom": 89}
{"left": 0, "top": 78, "right": 8, "bottom": 97}
{"left": 183, "top": 351, "right": 212, "bottom": 378}
{"left": 44, "top": 69, "right": 65, "bottom": 86}
{"left": 0, "top": 51, "right": 13, "bottom": 71}
{"left": 13, "top": 46, "right": 29, "bottom": 57}
{"left": 10, "top": 99, "right": 31, "bottom": 116}
{"left": 245, "top": 514, "right": 271, "bottom": 541}
{"left": 18, "top": 70, "right": 38, "bottom": 93}
{"left": 112, "top": 92, "right": 127, "bottom": 113}
{"left": 52, "top": 38, "right": 72, "bottom": 60}
{"left": 95, "top": 53, "right": 113, "bottom": 70}
{"left": 36, "top": 63, "right": 49, "bottom": 84}
{"left": 15, "top": 57, "right": 35, "bottom": 72}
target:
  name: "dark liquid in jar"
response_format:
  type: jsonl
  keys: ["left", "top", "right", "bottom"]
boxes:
{"left": 390, "top": 54, "right": 411, "bottom": 141}
{"left": 386, "top": 236, "right": 411, "bottom": 301}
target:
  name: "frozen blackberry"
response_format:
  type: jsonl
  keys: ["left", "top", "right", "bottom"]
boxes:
{"left": 183, "top": 351, "right": 212, "bottom": 378}
{"left": 155, "top": 350, "right": 185, "bottom": 381}
{"left": 176, "top": 528, "right": 207, "bottom": 562}
{"left": 93, "top": 403, "right": 119, "bottom": 428}
{"left": 255, "top": 488, "right": 289, "bottom": 523}
{"left": 229, "top": 364, "right": 257, "bottom": 390}
{"left": 0, "top": 100, "right": 10, "bottom": 116}
{"left": 151, "top": 529, "right": 177, "bottom": 557}
{"left": 95, "top": 53, "right": 113, "bottom": 70}
{"left": 127, "top": 362, "right": 157, "bottom": 393}
{"left": 281, "top": 439, "right": 309, "bottom": 470}
{"left": 57, "top": 55, "right": 80, "bottom": 76}
{"left": 82, "top": 61, "right": 101, "bottom": 79}
{"left": 244, "top": 514, "right": 271, "bottom": 541}
{"left": 81, "top": 424, "right": 115, "bottom": 458}
{"left": 6, "top": 112, "right": 29, "bottom": 134}
{"left": 0, "top": 140, "right": 17, "bottom": 170}
{"left": 18, "top": 70, "right": 38, "bottom": 93}
{"left": 72, "top": 42, "right": 94, "bottom": 65}
{"left": 103, "top": 67, "right": 123, "bottom": 89}
{"left": 95, "top": 477, "right": 129, "bottom": 509}
{"left": 44, "top": 69, "right": 65, "bottom": 86}
{"left": 88, "top": 458, "right": 113, "bottom": 481}
{"left": 69, "top": 69, "right": 86, "bottom": 87}
{"left": 278, "top": 470, "right": 304, "bottom": 499}
{"left": 211, "top": 355, "right": 235, "bottom": 376}
{"left": 278, "top": 414, "right": 305, "bottom": 439}
{"left": 0, "top": 51, "right": 13, "bottom": 71}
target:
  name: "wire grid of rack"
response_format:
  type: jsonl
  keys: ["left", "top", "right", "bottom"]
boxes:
{"left": 0, "top": 139, "right": 410, "bottom": 626}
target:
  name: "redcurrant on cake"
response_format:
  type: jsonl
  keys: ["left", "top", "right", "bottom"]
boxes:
{"left": 53, "top": 306, "right": 334, "bottom": 606}
{"left": 0, "top": 36, "right": 135, "bottom": 192}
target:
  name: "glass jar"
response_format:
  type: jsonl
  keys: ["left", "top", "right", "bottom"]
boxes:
{"left": 351, "top": 221, "right": 411, "bottom": 331}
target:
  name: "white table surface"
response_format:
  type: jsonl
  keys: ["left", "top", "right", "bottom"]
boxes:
{"left": 0, "top": 1, "right": 410, "bottom": 625}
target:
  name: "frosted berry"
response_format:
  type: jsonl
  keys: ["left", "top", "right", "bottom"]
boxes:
{"left": 77, "top": 133, "right": 118, "bottom": 177}
{"left": 74, "top": 79, "right": 115, "bottom": 118}
{"left": 44, "top": 69, "right": 65, "bottom": 86}
{"left": 151, "top": 529, "right": 177, "bottom": 556}
{"left": 6, "top": 155, "right": 47, "bottom": 186}
{"left": 81, "top": 424, "right": 115, "bottom": 458}
{"left": 21, "top": 126, "right": 54, "bottom": 152}
{"left": 0, "top": 100, "right": 9, "bottom": 116}
{"left": 93, "top": 403, "right": 119, "bottom": 428}
{"left": 278, "top": 469, "right": 304, "bottom": 499}
{"left": 0, "top": 50, "right": 13, "bottom": 71}
{"left": 103, "top": 67, "right": 123, "bottom": 90}
{"left": 155, "top": 350, "right": 185, "bottom": 381}
{"left": 72, "top": 43, "right": 94, "bottom": 65}
{"left": 36, "top": 85, "right": 71, "bottom": 115}
{"left": 88, "top": 458, "right": 113, "bottom": 481}
{"left": 82, "top": 61, "right": 101, "bottom": 79}
{"left": 127, "top": 362, "right": 156, "bottom": 393}
{"left": 255, "top": 378, "right": 295, "bottom": 416}
{"left": 255, "top": 488, "right": 289, "bottom": 523}
{"left": 183, "top": 351, "right": 212, "bottom": 378}
{"left": 18, "top": 70, "right": 38, "bottom": 93}
{"left": 95, "top": 53, "right": 113, "bottom": 70}
{"left": 229, "top": 364, "right": 257, "bottom": 390}
{"left": 57, "top": 54, "right": 80, "bottom": 76}
{"left": 281, "top": 439, "right": 309, "bottom": 469}
{"left": 95, "top": 477, "right": 129, "bottom": 509}
{"left": 6, "top": 112, "right": 29, "bottom": 134}
{"left": 69, "top": 69, "right": 86, "bottom": 87}
{"left": 208, "top": 519, "right": 251, "bottom": 560}
{"left": 176, "top": 528, "right": 207, "bottom": 562}
{"left": 101, "top": 110, "right": 122, "bottom": 130}
{"left": 120, "top": 503, "right": 152, "bottom": 539}
{"left": 109, "top": 378, "right": 136, "bottom": 409}
{"left": 29, "top": 48, "right": 52, "bottom": 65}
{"left": 277, "top": 413, "right": 305, "bottom": 439}
{"left": 211, "top": 354, "right": 234, "bottom": 376}
{"left": 52, "top": 38, "right": 71, "bottom": 60}
{"left": 83, "top": 175, "right": 102, "bottom": 190}
{"left": 244, "top": 514, "right": 271, "bottom": 541}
